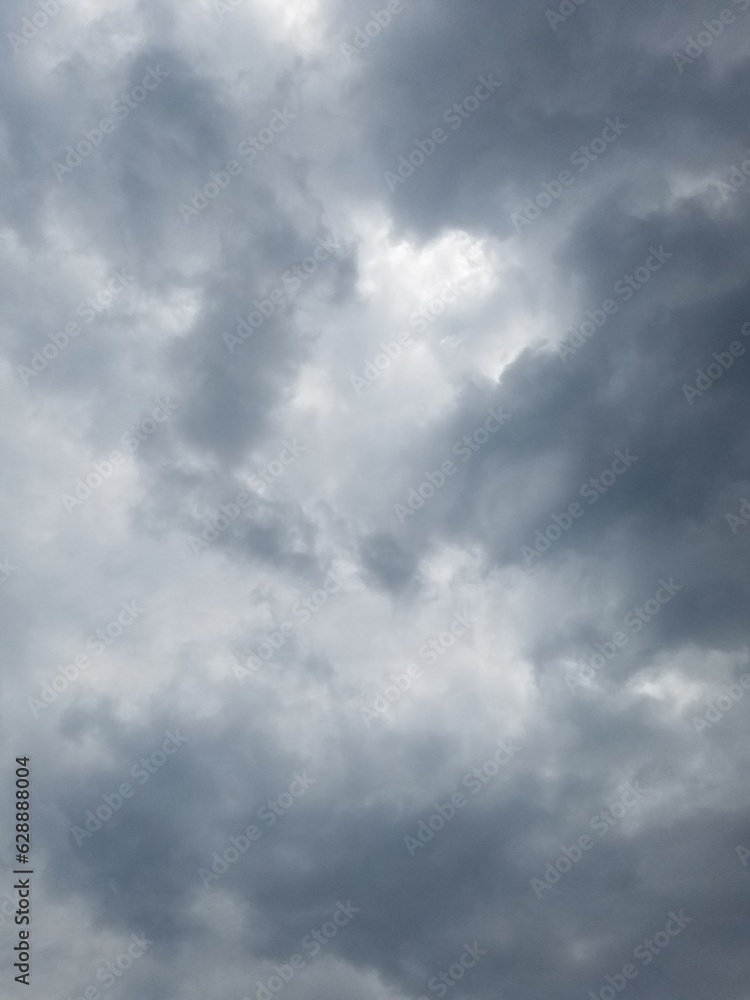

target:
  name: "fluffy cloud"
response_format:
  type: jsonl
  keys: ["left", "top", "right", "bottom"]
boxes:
{"left": 2, "top": 1, "right": 749, "bottom": 999}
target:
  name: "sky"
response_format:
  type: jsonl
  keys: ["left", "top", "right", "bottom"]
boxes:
{"left": 1, "top": 1, "right": 750, "bottom": 999}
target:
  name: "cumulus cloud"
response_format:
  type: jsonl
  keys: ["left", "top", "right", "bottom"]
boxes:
{"left": 2, "top": 1, "right": 749, "bottom": 999}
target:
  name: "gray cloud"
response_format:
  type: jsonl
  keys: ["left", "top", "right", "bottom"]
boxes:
{"left": 2, "top": 1, "right": 749, "bottom": 999}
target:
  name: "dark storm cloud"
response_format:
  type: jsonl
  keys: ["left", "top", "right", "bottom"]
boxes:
{"left": 2, "top": 1, "right": 749, "bottom": 1000}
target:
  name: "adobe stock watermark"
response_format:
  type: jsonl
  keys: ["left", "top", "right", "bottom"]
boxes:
{"left": 393, "top": 408, "right": 511, "bottom": 523}
{"left": 70, "top": 730, "right": 189, "bottom": 846}
{"left": 223, "top": 235, "right": 340, "bottom": 353}
{"left": 416, "top": 943, "right": 486, "bottom": 1000}
{"left": 63, "top": 934, "right": 152, "bottom": 1000}
{"left": 233, "top": 569, "right": 347, "bottom": 682}
{"left": 0, "top": 557, "right": 18, "bottom": 587}
{"left": 522, "top": 449, "right": 638, "bottom": 568}
{"left": 404, "top": 740, "right": 520, "bottom": 856}
{"left": 384, "top": 73, "right": 501, "bottom": 192}
{"left": 17, "top": 270, "right": 134, "bottom": 384}
{"left": 53, "top": 67, "right": 169, "bottom": 182}
{"left": 737, "top": 844, "right": 750, "bottom": 867}
{"left": 27, "top": 600, "right": 145, "bottom": 717}
{"left": 179, "top": 105, "right": 298, "bottom": 223}
{"left": 188, "top": 440, "right": 305, "bottom": 554}
{"left": 199, "top": 818, "right": 262, "bottom": 890}
{"left": 512, "top": 117, "right": 628, "bottom": 233}
{"left": 691, "top": 674, "right": 750, "bottom": 735}
{"left": 586, "top": 909, "right": 692, "bottom": 1000}
{"left": 417, "top": 611, "right": 477, "bottom": 665}
{"left": 682, "top": 319, "right": 750, "bottom": 404}
{"left": 546, "top": 0, "right": 589, "bottom": 32}
{"left": 565, "top": 578, "right": 683, "bottom": 694}
{"left": 557, "top": 246, "right": 673, "bottom": 361}
{"left": 8, "top": 0, "right": 70, "bottom": 53}
{"left": 360, "top": 611, "right": 476, "bottom": 726}
{"left": 360, "top": 664, "right": 422, "bottom": 725}
{"left": 350, "top": 273, "right": 472, "bottom": 393}
{"left": 62, "top": 397, "right": 180, "bottom": 512}
{"left": 531, "top": 782, "right": 646, "bottom": 897}
{"left": 673, "top": 0, "right": 749, "bottom": 72}
{"left": 198, "top": 771, "right": 315, "bottom": 889}
{"left": 189, "top": 489, "right": 256, "bottom": 554}
{"left": 714, "top": 147, "right": 750, "bottom": 201}
{"left": 240, "top": 901, "right": 359, "bottom": 1000}
{"left": 341, "top": 1, "right": 405, "bottom": 60}
{"left": 725, "top": 495, "right": 750, "bottom": 535}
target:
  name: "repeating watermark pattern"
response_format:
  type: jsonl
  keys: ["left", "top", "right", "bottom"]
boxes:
{"left": 188, "top": 440, "right": 305, "bottom": 553}
{"left": 360, "top": 612, "right": 477, "bottom": 726}
{"left": 384, "top": 74, "right": 501, "bottom": 192}
{"left": 404, "top": 740, "right": 520, "bottom": 856}
{"left": 673, "top": 1, "right": 750, "bottom": 72}
{"left": 416, "top": 942, "right": 486, "bottom": 999}
{"left": 61, "top": 397, "right": 180, "bottom": 512}
{"left": 0, "top": 556, "right": 18, "bottom": 586}
{"left": 417, "top": 611, "right": 477, "bottom": 664}
{"left": 546, "top": 0, "right": 589, "bottom": 32}
{"left": 569, "top": 120, "right": 631, "bottom": 174}
{"left": 351, "top": 331, "right": 416, "bottom": 391}
{"left": 246, "top": 442, "right": 307, "bottom": 493}
{"left": 557, "top": 246, "right": 673, "bottom": 361}
{"left": 189, "top": 490, "right": 257, "bottom": 553}
{"left": 393, "top": 409, "right": 511, "bottom": 523}
{"left": 565, "top": 578, "right": 683, "bottom": 694}
{"left": 63, "top": 934, "right": 152, "bottom": 1000}
{"left": 70, "top": 730, "right": 189, "bottom": 846}
{"left": 512, "top": 117, "right": 628, "bottom": 233}
{"left": 359, "top": 664, "right": 423, "bottom": 725}
{"left": 691, "top": 675, "right": 750, "bottom": 735}
{"left": 531, "top": 782, "right": 646, "bottom": 897}
{"left": 714, "top": 147, "right": 750, "bottom": 201}
{"left": 586, "top": 910, "right": 692, "bottom": 1000}
{"left": 239, "top": 901, "right": 359, "bottom": 1000}
{"left": 233, "top": 570, "right": 347, "bottom": 682}
{"left": 521, "top": 450, "right": 638, "bottom": 568}
{"left": 224, "top": 236, "right": 340, "bottom": 352}
{"left": 7, "top": 0, "right": 70, "bottom": 53}
{"left": 682, "top": 319, "right": 750, "bottom": 404}
{"left": 27, "top": 600, "right": 145, "bottom": 717}
{"left": 53, "top": 68, "right": 170, "bottom": 182}
{"left": 178, "top": 105, "right": 299, "bottom": 223}
{"left": 341, "top": 1, "right": 405, "bottom": 60}
{"left": 350, "top": 274, "right": 473, "bottom": 392}
{"left": 198, "top": 771, "right": 315, "bottom": 889}
{"left": 199, "top": 818, "right": 262, "bottom": 889}
{"left": 236, "top": 106, "right": 299, "bottom": 162}
{"left": 17, "top": 270, "right": 134, "bottom": 384}
{"left": 737, "top": 844, "right": 750, "bottom": 866}
{"left": 725, "top": 496, "right": 750, "bottom": 534}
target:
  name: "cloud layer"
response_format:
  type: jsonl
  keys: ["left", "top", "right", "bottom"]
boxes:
{"left": 2, "top": 2, "right": 750, "bottom": 999}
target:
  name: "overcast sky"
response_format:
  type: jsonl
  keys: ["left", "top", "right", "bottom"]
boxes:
{"left": 2, "top": 1, "right": 750, "bottom": 999}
